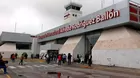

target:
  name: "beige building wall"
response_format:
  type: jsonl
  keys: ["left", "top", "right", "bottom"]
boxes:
{"left": 0, "top": 43, "right": 32, "bottom": 58}
{"left": 32, "top": 38, "right": 40, "bottom": 54}
{"left": 92, "top": 26, "right": 140, "bottom": 68}
{"left": 59, "top": 35, "right": 85, "bottom": 60}
{"left": 0, "top": 43, "right": 16, "bottom": 58}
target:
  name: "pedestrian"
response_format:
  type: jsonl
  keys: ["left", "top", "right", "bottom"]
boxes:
{"left": 45, "top": 54, "right": 48, "bottom": 63}
{"left": 0, "top": 52, "right": 2, "bottom": 59}
{"left": 0, "top": 56, "right": 8, "bottom": 74}
{"left": 58, "top": 54, "right": 62, "bottom": 65}
{"left": 77, "top": 54, "right": 80, "bottom": 63}
{"left": 50, "top": 53, "right": 53, "bottom": 62}
{"left": 11, "top": 54, "right": 15, "bottom": 62}
{"left": 24, "top": 53, "right": 28, "bottom": 59}
{"left": 68, "top": 53, "right": 72, "bottom": 65}
{"left": 62, "top": 54, "right": 66, "bottom": 63}
{"left": 62, "top": 54, "right": 64, "bottom": 63}
{"left": 19, "top": 55, "right": 24, "bottom": 65}
{"left": 84, "top": 53, "right": 89, "bottom": 64}
{"left": 15, "top": 53, "right": 18, "bottom": 59}
{"left": 41, "top": 53, "right": 44, "bottom": 59}
{"left": 46, "top": 54, "right": 50, "bottom": 64}
{"left": 88, "top": 54, "right": 92, "bottom": 67}
{"left": 80, "top": 56, "right": 84, "bottom": 64}
{"left": 31, "top": 54, "right": 34, "bottom": 59}
{"left": 53, "top": 54, "right": 57, "bottom": 62}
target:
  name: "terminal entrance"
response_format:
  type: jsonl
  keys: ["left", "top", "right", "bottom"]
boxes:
{"left": 47, "top": 50, "right": 59, "bottom": 56}
{"left": 85, "top": 31, "right": 101, "bottom": 54}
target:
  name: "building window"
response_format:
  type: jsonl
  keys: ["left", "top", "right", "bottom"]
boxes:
{"left": 40, "top": 42, "right": 46, "bottom": 45}
{"left": 75, "top": 14, "right": 77, "bottom": 17}
{"left": 16, "top": 43, "right": 31, "bottom": 50}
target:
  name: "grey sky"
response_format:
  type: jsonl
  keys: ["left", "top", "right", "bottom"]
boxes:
{"left": 0, "top": 0, "right": 139, "bottom": 35}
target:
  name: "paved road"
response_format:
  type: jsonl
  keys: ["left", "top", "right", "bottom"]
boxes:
{"left": 7, "top": 62, "right": 140, "bottom": 78}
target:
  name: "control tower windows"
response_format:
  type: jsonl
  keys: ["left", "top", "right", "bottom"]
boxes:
{"left": 66, "top": 5, "right": 81, "bottom": 11}
{"left": 76, "top": 7, "right": 80, "bottom": 10}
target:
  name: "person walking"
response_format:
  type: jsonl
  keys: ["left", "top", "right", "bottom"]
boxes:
{"left": 88, "top": 54, "right": 92, "bottom": 67}
{"left": 46, "top": 54, "right": 50, "bottom": 64}
{"left": 53, "top": 54, "right": 57, "bottom": 63}
{"left": 45, "top": 54, "right": 49, "bottom": 63}
{"left": 68, "top": 53, "right": 72, "bottom": 65}
{"left": 19, "top": 55, "right": 24, "bottom": 65}
{"left": 0, "top": 53, "right": 2, "bottom": 59}
{"left": 11, "top": 54, "right": 15, "bottom": 62}
{"left": 77, "top": 54, "right": 80, "bottom": 63}
{"left": 24, "top": 53, "right": 28, "bottom": 59}
{"left": 31, "top": 54, "right": 34, "bottom": 59}
{"left": 41, "top": 54, "right": 44, "bottom": 59}
{"left": 58, "top": 54, "right": 62, "bottom": 65}
{"left": 15, "top": 53, "right": 18, "bottom": 59}
{"left": 0, "top": 56, "right": 8, "bottom": 74}
{"left": 84, "top": 53, "right": 89, "bottom": 64}
{"left": 80, "top": 56, "right": 84, "bottom": 64}
{"left": 62, "top": 54, "right": 66, "bottom": 63}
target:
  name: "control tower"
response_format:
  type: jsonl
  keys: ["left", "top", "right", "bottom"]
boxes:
{"left": 64, "top": 1, "right": 82, "bottom": 23}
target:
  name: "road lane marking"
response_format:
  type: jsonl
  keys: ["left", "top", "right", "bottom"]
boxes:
{"left": 6, "top": 74, "right": 11, "bottom": 78}
{"left": 8, "top": 66, "right": 16, "bottom": 69}
{"left": 17, "top": 66, "right": 25, "bottom": 68}
{"left": 53, "top": 64, "right": 58, "bottom": 66}
{"left": 40, "top": 65, "right": 46, "bottom": 67}
{"left": 1, "top": 69, "right": 11, "bottom": 78}
{"left": 33, "top": 65, "right": 41, "bottom": 67}
{"left": 26, "top": 65, "right": 32, "bottom": 68}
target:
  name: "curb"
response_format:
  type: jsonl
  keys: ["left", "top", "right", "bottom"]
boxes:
{"left": 78, "top": 65, "right": 140, "bottom": 76}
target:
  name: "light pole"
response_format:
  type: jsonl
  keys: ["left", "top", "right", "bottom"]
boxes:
{"left": 41, "top": 24, "right": 43, "bottom": 32}
{"left": 14, "top": 22, "right": 17, "bottom": 32}
{"left": 101, "top": 0, "right": 105, "bottom": 9}
{"left": 113, "top": 0, "right": 114, "bottom": 4}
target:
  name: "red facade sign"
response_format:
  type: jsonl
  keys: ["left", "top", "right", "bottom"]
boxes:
{"left": 39, "top": 9, "right": 120, "bottom": 39}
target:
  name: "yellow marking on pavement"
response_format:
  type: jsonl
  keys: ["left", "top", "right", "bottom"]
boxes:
{"left": 1, "top": 69, "right": 11, "bottom": 78}
{"left": 6, "top": 74, "right": 11, "bottom": 78}
{"left": 39, "top": 59, "right": 45, "bottom": 63}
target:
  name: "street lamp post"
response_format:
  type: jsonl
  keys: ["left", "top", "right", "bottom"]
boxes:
{"left": 14, "top": 22, "right": 17, "bottom": 32}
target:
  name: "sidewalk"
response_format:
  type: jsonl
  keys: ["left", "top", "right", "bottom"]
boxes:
{"left": 66, "top": 63, "right": 140, "bottom": 76}
{"left": 19, "top": 59, "right": 140, "bottom": 76}
{"left": 4, "top": 58, "right": 140, "bottom": 77}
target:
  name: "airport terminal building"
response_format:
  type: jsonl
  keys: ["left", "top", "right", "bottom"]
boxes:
{"left": 37, "top": 0, "right": 140, "bottom": 69}
{"left": 1, "top": 0, "right": 140, "bottom": 69}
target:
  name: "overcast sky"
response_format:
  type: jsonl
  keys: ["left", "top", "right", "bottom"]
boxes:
{"left": 0, "top": 0, "right": 139, "bottom": 35}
